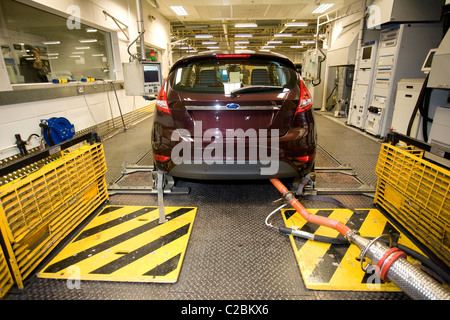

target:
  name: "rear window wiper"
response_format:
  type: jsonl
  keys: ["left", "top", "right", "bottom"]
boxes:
{"left": 230, "top": 85, "right": 284, "bottom": 97}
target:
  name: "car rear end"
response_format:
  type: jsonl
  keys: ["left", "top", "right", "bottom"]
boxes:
{"left": 151, "top": 52, "right": 316, "bottom": 180}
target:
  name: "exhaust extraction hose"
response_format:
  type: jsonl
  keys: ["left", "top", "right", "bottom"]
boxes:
{"left": 270, "top": 178, "right": 352, "bottom": 236}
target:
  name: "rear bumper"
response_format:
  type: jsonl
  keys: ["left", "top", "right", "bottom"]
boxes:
{"left": 167, "top": 161, "right": 310, "bottom": 180}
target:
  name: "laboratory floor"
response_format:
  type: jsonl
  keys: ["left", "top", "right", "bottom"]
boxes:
{"left": 5, "top": 111, "right": 413, "bottom": 301}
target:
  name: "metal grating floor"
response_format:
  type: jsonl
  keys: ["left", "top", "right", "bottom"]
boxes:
{"left": 5, "top": 111, "right": 411, "bottom": 300}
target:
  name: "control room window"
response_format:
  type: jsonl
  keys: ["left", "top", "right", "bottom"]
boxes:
{"left": 0, "top": 0, "right": 115, "bottom": 85}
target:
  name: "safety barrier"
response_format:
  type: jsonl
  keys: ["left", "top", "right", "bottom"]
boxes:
{"left": 374, "top": 142, "right": 450, "bottom": 267}
{"left": 0, "top": 136, "right": 108, "bottom": 295}
{"left": 0, "top": 243, "right": 13, "bottom": 298}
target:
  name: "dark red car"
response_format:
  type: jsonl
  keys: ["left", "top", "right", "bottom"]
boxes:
{"left": 151, "top": 52, "right": 316, "bottom": 180}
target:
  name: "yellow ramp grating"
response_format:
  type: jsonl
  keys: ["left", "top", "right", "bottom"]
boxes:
{"left": 282, "top": 208, "right": 426, "bottom": 291}
{"left": 39, "top": 206, "right": 197, "bottom": 283}
{"left": 0, "top": 142, "right": 109, "bottom": 290}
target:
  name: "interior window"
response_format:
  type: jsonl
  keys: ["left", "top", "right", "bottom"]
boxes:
{"left": 0, "top": 0, "right": 115, "bottom": 84}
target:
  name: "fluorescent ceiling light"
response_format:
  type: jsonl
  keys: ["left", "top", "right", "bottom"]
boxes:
{"left": 235, "top": 41, "right": 249, "bottom": 44}
{"left": 86, "top": 28, "right": 98, "bottom": 32}
{"left": 274, "top": 33, "right": 292, "bottom": 37}
{"left": 312, "top": 3, "right": 335, "bottom": 14}
{"left": 263, "top": 45, "right": 275, "bottom": 48}
{"left": 43, "top": 41, "right": 60, "bottom": 45}
{"left": 179, "top": 46, "right": 190, "bottom": 49}
{"left": 259, "top": 49, "right": 270, "bottom": 52}
{"left": 72, "top": 52, "right": 85, "bottom": 54}
{"left": 202, "top": 41, "right": 217, "bottom": 45}
{"left": 235, "top": 23, "right": 257, "bottom": 28}
{"left": 79, "top": 39, "right": 98, "bottom": 43}
{"left": 235, "top": 34, "right": 253, "bottom": 38}
{"left": 235, "top": 46, "right": 247, "bottom": 49}
{"left": 75, "top": 46, "right": 90, "bottom": 50}
{"left": 285, "top": 22, "right": 308, "bottom": 27}
{"left": 300, "top": 40, "right": 315, "bottom": 44}
{"left": 207, "top": 46, "right": 219, "bottom": 49}
{"left": 290, "top": 45, "right": 304, "bottom": 48}
{"left": 92, "top": 54, "right": 104, "bottom": 56}
{"left": 187, "top": 50, "right": 197, "bottom": 53}
{"left": 195, "top": 34, "right": 213, "bottom": 39}
{"left": 47, "top": 53, "right": 59, "bottom": 56}
{"left": 69, "top": 55, "right": 81, "bottom": 58}
{"left": 170, "top": 6, "right": 188, "bottom": 15}
{"left": 267, "top": 40, "right": 282, "bottom": 44}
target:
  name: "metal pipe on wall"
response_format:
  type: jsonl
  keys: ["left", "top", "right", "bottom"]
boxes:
{"left": 136, "top": 0, "right": 146, "bottom": 61}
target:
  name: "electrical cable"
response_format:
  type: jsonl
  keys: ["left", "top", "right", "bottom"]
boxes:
{"left": 127, "top": 31, "right": 145, "bottom": 62}
{"left": 407, "top": 74, "right": 428, "bottom": 137}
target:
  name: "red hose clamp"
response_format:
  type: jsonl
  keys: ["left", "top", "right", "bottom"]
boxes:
{"left": 376, "top": 247, "right": 407, "bottom": 282}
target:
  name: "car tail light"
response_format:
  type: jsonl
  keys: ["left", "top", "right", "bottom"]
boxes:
{"left": 215, "top": 54, "right": 251, "bottom": 59}
{"left": 153, "top": 154, "right": 170, "bottom": 162}
{"left": 156, "top": 80, "right": 171, "bottom": 114}
{"left": 297, "top": 154, "right": 315, "bottom": 162}
{"left": 296, "top": 75, "right": 312, "bottom": 114}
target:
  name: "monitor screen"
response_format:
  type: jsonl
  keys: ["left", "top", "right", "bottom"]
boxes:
{"left": 424, "top": 50, "right": 436, "bottom": 69}
{"left": 143, "top": 64, "right": 160, "bottom": 83}
{"left": 422, "top": 48, "right": 437, "bottom": 73}
{"left": 362, "top": 46, "right": 372, "bottom": 60}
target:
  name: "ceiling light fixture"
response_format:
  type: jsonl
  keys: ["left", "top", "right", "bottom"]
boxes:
{"left": 170, "top": 6, "right": 188, "bottom": 16}
{"left": 300, "top": 40, "right": 316, "bottom": 44}
{"left": 75, "top": 46, "right": 90, "bottom": 50}
{"left": 202, "top": 41, "right": 217, "bottom": 45}
{"left": 235, "top": 34, "right": 253, "bottom": 38}
{"left": 267, "top": 41, "right": 282, "bottom": 44}
{"left": 195, "top": 34, "right": 213, "bottom": 39}
{"left": 207, "top": 46, "right": 220, "bottom": 49}
{"left": 285, "top": 22, "right": 308, "bottom": 27}
{"left": 274, "top": 33, "right": 292, "bottom": 37}
{"left": 235, "top": 23, "right": 257, "bottom": 28}
{"left": 263, "top": 45, "right": 275, "bottom": 48}
{"left": 235, "top": 46, "right": 247, "bottom": 49}
{"left": 290, "top": 45, "right": 304, "bottom": 48}
{"left": 79, "top": 39, "right": 98, "bottom": 43}
{"left": 43, "top": 41, "right": 60, "bottom": 45}
{"left": 86, "top": 28, "right": 97, "bottom": 33}
{"left": 235, "top": 41, "right": 249, "bottom": 44}
{"left": 312, "top": 3, "right": 335, "bottom": 14}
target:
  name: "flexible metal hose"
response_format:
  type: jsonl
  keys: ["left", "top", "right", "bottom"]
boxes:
{"left": 270, "top": 178, "right": 450, "bottom": 300}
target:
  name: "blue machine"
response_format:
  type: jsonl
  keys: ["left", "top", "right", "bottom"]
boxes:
{"left": 40, "top": 117, "right": 75, "bottom": 146}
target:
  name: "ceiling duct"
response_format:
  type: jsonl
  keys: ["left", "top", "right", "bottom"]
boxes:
{"left": 327, "top": 21, "right": 360, "bottom": 66}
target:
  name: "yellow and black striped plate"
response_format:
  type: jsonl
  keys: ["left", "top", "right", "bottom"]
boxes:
{"left": 282, "top": 208, "right": 426, "bottom": 291}
{"left": 38, "top": 205, "right": 197, "bottom": 283}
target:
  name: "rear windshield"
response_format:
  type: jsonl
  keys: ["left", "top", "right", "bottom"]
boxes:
{"left": 168, "top": 58, "right": 298, "bottom": 94}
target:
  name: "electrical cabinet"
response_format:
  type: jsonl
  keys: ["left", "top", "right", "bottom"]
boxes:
{"left": 302, "top": 50, "right": 326, "bottom": 109}
{"left": 390, "top": 78, "right": 424, "bottom": 136}
{"left": 348, "top": 42, "right": 378, "bottom": 128}
{"left": 364, "top": 23, "right": 442, "bottom": 138}
{"left": 122, "top": 60, "right": 162, "bottom": 97}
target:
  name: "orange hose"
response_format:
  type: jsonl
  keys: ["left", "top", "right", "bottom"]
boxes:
{"left": 270, "top": 178, "right": 352, "bottom": 237}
